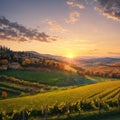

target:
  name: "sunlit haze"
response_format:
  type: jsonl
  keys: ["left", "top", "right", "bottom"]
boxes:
{"left": 0, "top": 0, "right": 120, "bottom": 57}
{"left": 66, "top": 53, "right": 75, "bottom": 59}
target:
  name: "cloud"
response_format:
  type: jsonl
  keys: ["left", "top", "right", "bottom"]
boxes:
{"left": 0, "top": 16, "right": 55, "bottom": 42}
{"left": 87, "top": 49, "right": 100, "bottom": 55}
{"left": 95, "top": 0, "right": 120, "bottom": 21}
{"left": 46, "top": 20, "right": 68, "bottom": 33}
{"left": 66, "top": 0, "right": 120, "bottom": 21}
{"left": 66, "top": 0, "right": 85, "bottom": 9}
{"left": 65, "top": 10, "right": 80, "bottom": 24}
{"left": 108, "top": 52, "right": 120, "bottom": 56}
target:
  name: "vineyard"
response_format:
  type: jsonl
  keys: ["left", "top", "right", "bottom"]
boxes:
{"left": 0, "top": 75, "right": 51, "bottom": 98}
{"left": 0, "top": 80, "right": 120, "bottom": 119}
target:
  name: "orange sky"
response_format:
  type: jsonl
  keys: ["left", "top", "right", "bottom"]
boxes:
{"left": 0, "top": 0, "right": 120, "bottom": 57}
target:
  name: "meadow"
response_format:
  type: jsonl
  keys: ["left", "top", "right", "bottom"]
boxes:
{"left": 1, "top": 70, "right": 119, "bottom": 87}
{"left": 0, "top": 70, "right": 94, "bottom": 86}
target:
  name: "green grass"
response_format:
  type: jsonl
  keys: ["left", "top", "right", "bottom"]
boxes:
{"left": 0, "top": 80, "right": 120, "bottom": 112}
{"left": 0, "top": 70, "right": 94, "bottom": 86}
{"left": 85, "top": 75, "right": 120, "bottom": 82}
{"left": 1, "top": 70, "right": 120, "bottom": 87}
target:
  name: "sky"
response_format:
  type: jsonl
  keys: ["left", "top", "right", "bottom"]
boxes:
{"left": 0, "top": 0, "right": 120, "bottom": 57}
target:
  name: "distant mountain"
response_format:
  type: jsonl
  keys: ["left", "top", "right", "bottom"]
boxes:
{"left": 26, "top": 51, "right": 120, "bottom": 68}
{"left": 26, "top": 51, "right": 41, "bottom": 56}
{"left": 74, "top": 57, "right": 120, "bottom": 68}
{"left": 26, "top": 51, "right": 68, "bottom": 61}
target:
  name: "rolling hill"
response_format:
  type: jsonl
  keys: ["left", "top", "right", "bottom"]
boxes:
{"left": 0, "top": 70, "right": 95, "bottom": 86}
{"left": 74, "top": 57, "right": 120, "bottom": 68}
{"left": 0, "top": 80, "right": 120, "bottom": 112}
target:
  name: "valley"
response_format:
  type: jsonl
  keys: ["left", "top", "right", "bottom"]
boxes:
{"left": 0, "top": 46, "right": 120, "bottom": 120}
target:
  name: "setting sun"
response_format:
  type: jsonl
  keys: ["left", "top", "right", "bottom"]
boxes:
{"left": 66, "top": 54, "right": 75, "bottom": 59}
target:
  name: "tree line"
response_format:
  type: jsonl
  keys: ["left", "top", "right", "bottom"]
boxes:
{"left": 84, "top": 67, "right": 120, "bottom": 78}
{"left": 0, "top": 46, "right": 65, "bottom": 71}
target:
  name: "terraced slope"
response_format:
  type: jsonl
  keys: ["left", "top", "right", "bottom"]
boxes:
{"left": 0, "top": 75, "right": 51, "bottom": 98}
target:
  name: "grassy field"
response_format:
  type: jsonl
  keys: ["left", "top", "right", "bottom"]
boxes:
{"left": 0, "top": 70, "right": 95, "bottom": 86}
{"left": 85, "top": 75, "right": 120, "bottom": 82}
{"left": 0, "top": 80, "right": 120, "bottom": 112}
{"left": 1, "top": 70, "right": 119, "bottom": 87}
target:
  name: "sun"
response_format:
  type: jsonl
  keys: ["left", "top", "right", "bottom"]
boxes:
{"left": 66, "top": 54, "right": 74, "bottom": 59}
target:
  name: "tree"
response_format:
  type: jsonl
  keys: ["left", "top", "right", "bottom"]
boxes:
{"left": 0, "top": 59, "right": 8, "bottom": 65}
{"left": 29, "top": 87, "right": 35, "bottom": 95}
{"left": 22, "top": 59, "right": 31, "bottom": 65}
{"left": 1, "top": 91, "right": 8, "bottom": 98}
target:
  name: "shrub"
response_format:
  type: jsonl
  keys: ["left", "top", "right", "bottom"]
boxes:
{"left": 1, "top": 91, "right": 8, "bottom": 99}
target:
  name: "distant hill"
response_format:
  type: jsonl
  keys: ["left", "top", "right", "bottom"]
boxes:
{"left": 74, "top": 57, "right": 120, "bottom": 68}
{"left": 26, "top": 51, "right": 65, "bottom": 60}
{"left": 1, "top": 45, "right": 120, "bottom": 68}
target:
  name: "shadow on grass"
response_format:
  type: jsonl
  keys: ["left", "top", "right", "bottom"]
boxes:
{"left": 31, "top": 109, "right": 120, "bottom": 120}
{"left": 57, "top": 110, "right": 120, "bottom": 120}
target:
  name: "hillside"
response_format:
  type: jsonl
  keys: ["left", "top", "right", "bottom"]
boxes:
{"left": 0, "top": 80, "right": 120, "bottom": 112}
{"left": 1, "top": 70, "right": 120, "bottom": 88}
{"left": 1, "top": 46, "right": 120, "bottom": 80}
{"left": 0, "top": 75, "right": 51, "bottom": 98}
{"left": 74, "top": 57, "right": 120, "bottom": 68}
{"left": 0, "top": 70, "right": 95, "bottom": 86}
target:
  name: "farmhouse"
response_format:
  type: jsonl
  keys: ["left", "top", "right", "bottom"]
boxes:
{"left": 9, "top": 62, "right": 21, "bottom": 70}
{"left": 31, "top": 58, "right": 40, "bottom": 63}
{"left": 1, "top": 65, "right": 8, "bottom": 70}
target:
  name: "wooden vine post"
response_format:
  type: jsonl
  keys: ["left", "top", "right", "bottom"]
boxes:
{"left": 77, "top": 101, "right": 81, "bottom": 116}
{"left": 45, "top": 105, "right": 48, "bottom": 120}
{"left": 21, "top": 109, "right": 28, "bottom": 120}
{"left": 98, "top": 98, "right": 102, "bottom": 114}
{"left": 66, "top": 102, "right": 70, "bottom": 118}
{"left": 0, "top": 112, "right": 2, "bottom": 120}
{"left": 118, "top": 94, "right": 120, "bottom": 110}
{"left": 22, "top": 110, "right": 25, "bottom": 120}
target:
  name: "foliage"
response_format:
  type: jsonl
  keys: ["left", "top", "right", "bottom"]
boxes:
{"left": 85, "top": 66, "right": 120, "bottom": 78}
{"left": 0, "top": 59, "right": 8, "bottom": 65}
{"left": 0, "top": 99, "right": 119, "bottom": 120}
{"left": 1, "top": 91, "right": 8, "bottom": 98}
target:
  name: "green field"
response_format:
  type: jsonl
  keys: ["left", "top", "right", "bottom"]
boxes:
{"left": 1, "top": 70, "right": 119, "bottom": 86}
{"left": 0, "top": 70, "right": 95, "bottom": 86}
{"left": 85, "top": 75, "right": 120, "bottom": 82}
{"left": 1, "top": 70, "right": 118, "bottom": 87}
{"left": 0, "top": 80, "right": 120, "bottom": 112}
